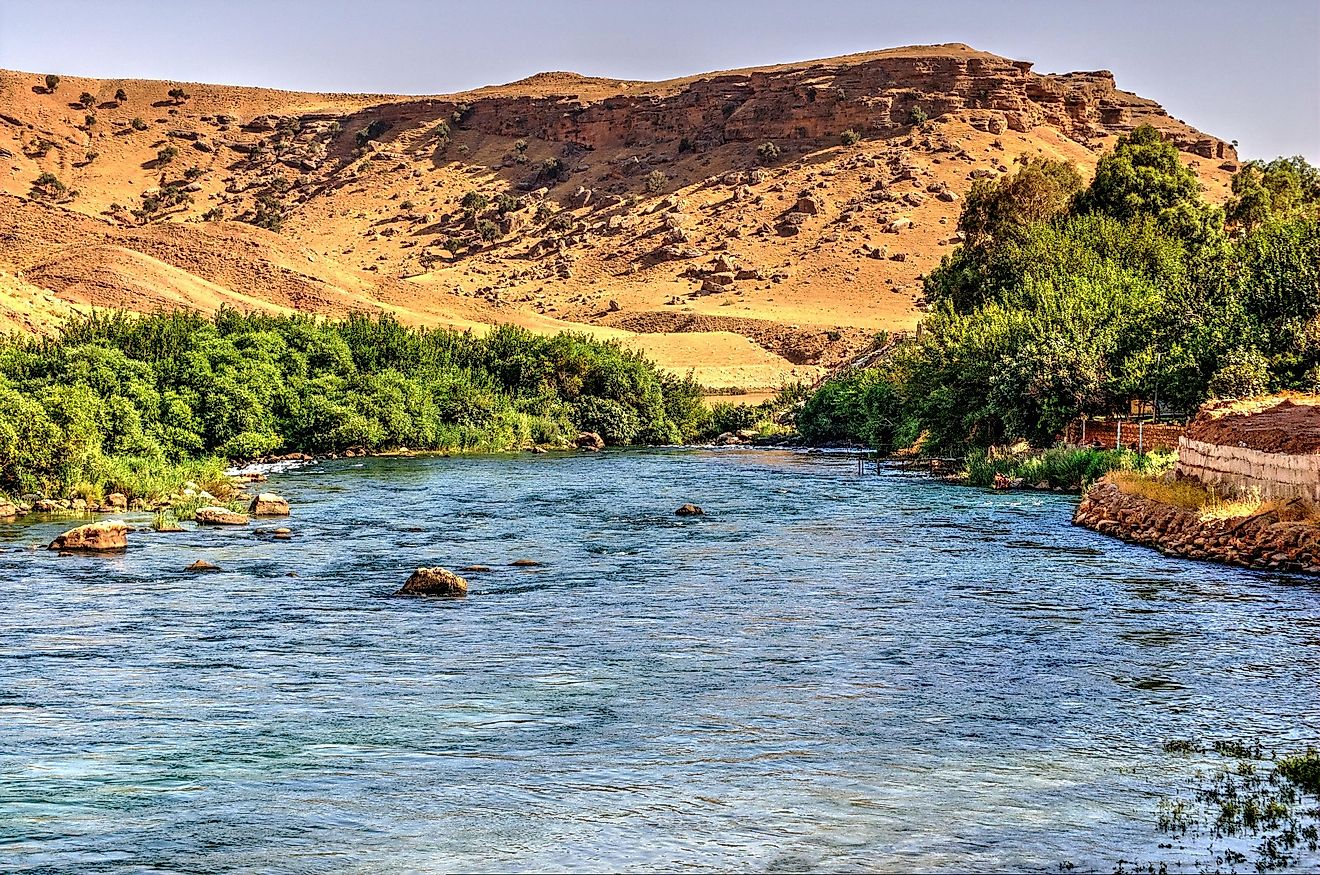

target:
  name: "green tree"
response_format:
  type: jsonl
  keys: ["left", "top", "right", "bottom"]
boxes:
{"left": 1075, "top": 125, "right": 1207, "bottom": 228}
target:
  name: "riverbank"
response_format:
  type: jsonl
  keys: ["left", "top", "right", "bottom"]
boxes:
{"left": 1074, "top": 474, "right": 1320, "bottom": 575}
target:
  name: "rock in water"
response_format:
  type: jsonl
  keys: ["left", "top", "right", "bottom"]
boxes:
{"left": 194, "top": 506, "right": 250, "bottom": 526}
{"left": 575, "top": 431, "right": 605, "bottom": 450}
{"left": 510, "top": 559, "right": 544, "bottom": 567}
{"left": 186, "top": 559, "right": 222, "bottom": 573}
{"left": 395, "top": 567, "right": 468, "bottom": 597}
{"left": 675, "top": 504, "right": 704, "bottom": 516}
{"left": 48, "top": 521, "right": 129, "bottom": 551}
{"left": 0, "top": 502, "right": 18, "bottom": 518}
{"left": 249, "top": 493, "right": 290, "bottom": 516}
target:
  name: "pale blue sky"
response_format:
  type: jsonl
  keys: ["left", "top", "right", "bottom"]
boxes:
{"left": 0, "top": 0, "right": 1315, "bottom": 161}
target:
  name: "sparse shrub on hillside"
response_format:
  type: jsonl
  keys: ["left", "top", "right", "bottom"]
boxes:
{"left": 840, "top": 129, "right": 861, "bottom": 146}
{"left": 476, "top": 218, "right": 501, "bottom": 242}
{"left": 201, "top": 207, "right": 223, "bottom": 221}
{"left": 133, "top": 180, "right": 193, "bottom": 223}
{"left": 460, "top": 191, "right": 489, "bottom": 213}
{"left": 355, "top": 119, "right": 390, "bottom": 148}
{"left": 114, "top": 87, "right": 127, "bottom": 103}
{"left": 400, "top": 200, "right": 415, "bottom": 211}
{"left": 678, "top": 137, "right": 694, "bottom": 154}
{"left": 82, "top": 150, "right": 98, "bottom": 165}
{"left": 156, "top": 145, "right": 178, "bottom": 165}
{"left": 43, "top": 74, "right": 60, "bottom": 93}
{"left": 908, "top": 106, "right": 929, "bottom": 128}
{"left": 756, "top": 141, "right": 781, "bottom": 164}
{"left": 31, "top": 172, "right": 67, "bottom": 200}
{"left": 25, "top": 137, "right": 55, "bottom": 159}
{"left": 456, "top": 144, "right": 470, "bottom": 156}
{"left": 494, "top": 193, "right": 522, "bottom": 214}
{"left": 78, "top": 91, "right": 95, "bottom": 109}
{"left": 451, "top": 103, "right": 473, "bottom": 126}
{"left": 167, "top": 87, "right": 189, "bottom": 103}
{"left": 513, "top": 138, "right": 528, "bottom": 154}
{"left": 130, "top": 117, "right": 148, "bottom": 131}
{"left": 541, "top": 157, "right": 565, "bottom": 182}
{"left": 249, "top": 192, "right": 285, "bottom": 231}
{"left": 183, "top": 166, "right": 203, "bottom": 181}
{"left": 84, "top": 114, "right": 96, "bottom": 128}
{"left": 645, "top": 169, "right": 668, "bottom": 194}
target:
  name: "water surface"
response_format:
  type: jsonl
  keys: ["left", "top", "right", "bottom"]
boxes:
{"left": 2, "top": 449, "right": 1318, "bottom": 872}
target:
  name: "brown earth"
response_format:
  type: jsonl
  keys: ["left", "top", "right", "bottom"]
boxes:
{"left": 0, "top": 44, "right": 1238, "bottom": 388}
{"left": 1185, "top": 395, "right": 1320, "bottom": 455}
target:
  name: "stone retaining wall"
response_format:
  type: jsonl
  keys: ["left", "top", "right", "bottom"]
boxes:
{"left": 1074, "top": 481, "right": 1320, "bottom": 575}
{"left": 1176, "top": 437, "right": 1320, "bottom": 503}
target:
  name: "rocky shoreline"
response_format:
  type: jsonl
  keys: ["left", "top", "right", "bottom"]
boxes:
{"left": 1073, "top": 481, "right": 1320, "bottom": 575}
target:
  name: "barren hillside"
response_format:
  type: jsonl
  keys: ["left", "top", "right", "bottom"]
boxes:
{"left": 0, "top": 44, "right": 1238, "bottom": 388}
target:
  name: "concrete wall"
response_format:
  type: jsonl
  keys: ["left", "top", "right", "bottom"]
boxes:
{"left": 1176, "top": 436, "right": 1320, "bottom": 502}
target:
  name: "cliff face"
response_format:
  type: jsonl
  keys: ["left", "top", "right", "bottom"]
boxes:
{"left": 303, "top": 46, "right": 1233, "bottom": 159}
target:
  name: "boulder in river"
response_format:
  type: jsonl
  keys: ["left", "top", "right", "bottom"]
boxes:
{"left": 395, "top": 567, "right": 468, "bottom": 597}
{"left": 48, "top": 521, "right": 129, "bottom": 551}
{"left": 575, "top": 431, "right": 605, "bottom": 451}
{"left": 510, "top": 559, "right": 544, "bottom": 567}
{"left": 675, "top": 503, "right": 704, "bottom": 516}
{"left": 249, "top": 493, "right": 290, "bottom": 516}
{"left": 194, "top": 506, "right": 250, "bottom": 526}
{"left": 0, "top": 501, "right": 17, "bottom": 518}
{"left": 186, "top": 559, "right": 222, "bottom": 573}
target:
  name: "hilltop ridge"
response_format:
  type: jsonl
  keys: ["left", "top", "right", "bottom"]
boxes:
{"left": 0, "top": 45, "right": 1238, "bottom": 388}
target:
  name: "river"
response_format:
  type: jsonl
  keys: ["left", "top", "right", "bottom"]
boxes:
{"left": 2, "top": 449, "right": 1318, "bottom": 872}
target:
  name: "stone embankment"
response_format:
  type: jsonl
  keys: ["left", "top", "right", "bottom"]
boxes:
{"left": 1073, "top": 481, "right": 1320, "bottom": 575}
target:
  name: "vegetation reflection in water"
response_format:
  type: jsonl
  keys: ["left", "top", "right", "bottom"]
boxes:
{"left": 1, "top": 449, "right": 1318, "bottom": 872}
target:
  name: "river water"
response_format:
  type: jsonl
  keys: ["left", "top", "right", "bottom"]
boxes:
{"left": 2, "top": 449, "right": 1318, "bottom": 872}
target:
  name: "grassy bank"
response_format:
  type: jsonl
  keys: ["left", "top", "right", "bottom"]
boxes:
{"left": 965, "top": 446, "right": 1176, "bottom": 492}
{"left": 0, "top": 309, "right": 711, "bottom": 503}
{"left": 1106, "top": 468, "right": 1320, "bottom": 523}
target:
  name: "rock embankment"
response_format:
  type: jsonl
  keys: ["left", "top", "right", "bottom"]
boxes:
{"left": 1074, "top": 481, "right": 1320, "bottom": 574}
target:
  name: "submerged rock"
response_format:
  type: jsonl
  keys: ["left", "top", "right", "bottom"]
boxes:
{"left": 460, "top": 564, "right": 493, "bottom": 573}
{"left": 186, "top": 559, "right": 222, "bottom": 573}
{"left": 675, "top": 503, "right": 704, "bottom": 516}
{"left": 48, "top": 521, "right": 129, "bottom": 551}
{"left": 194, "top": 507, "right": 250, "bottom": 526}
{"left": 249, "top": 493, "right": 290, "bottom": 516}
{"left": 395, "top": 567, "right": 468, "bottom": 597}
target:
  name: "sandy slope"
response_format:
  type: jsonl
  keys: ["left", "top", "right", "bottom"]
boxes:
{"left": 0, "top": 47, "right": 1238, "bottom": 388}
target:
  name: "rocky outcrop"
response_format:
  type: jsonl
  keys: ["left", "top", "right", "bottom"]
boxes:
{"left": 675, "top": 503, "right": 704, "bottom": 516}
{"left": 575, "top": 431, "right": 605, "bottom": 450}
{"left": 417, "top": 46, "right": 1234, "bottom": 160}
{"left": 249, "top": 492, "right": 290, "bottom": 516}
{"left": 48, "top": 520, "right": 129, "bottom": 551}
{"left": 395, "top": 567, "right": 468, "bottom": 596}
{"left": 194, "top": 506, "right": 249, "bottom": 526}
{"left": 1074, "top": 481, "right": 1320, "bottom": 574}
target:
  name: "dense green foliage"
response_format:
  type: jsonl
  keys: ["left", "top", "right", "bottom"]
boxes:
{"left": 802, "top": 127, "right": 1320, "bottom": 454}
{"left": 965, "top": 446, "right": 1174, "bottom": 492}
{"left": 0, "top": 311, "right": 708, "bottom": 499}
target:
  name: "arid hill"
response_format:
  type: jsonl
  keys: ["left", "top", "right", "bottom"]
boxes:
{"left": 0, "top": 44, "right": 1238, "bottom": 389}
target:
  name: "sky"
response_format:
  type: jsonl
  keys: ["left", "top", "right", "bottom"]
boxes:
{"left": 0, "top": 0, "right": 1315, "bottom": 161}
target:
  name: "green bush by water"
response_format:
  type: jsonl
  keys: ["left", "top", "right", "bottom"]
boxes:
{"left": 965, "top": 446, "right": 1176, "bottom": 491}
{"left": 0, "top": 310, "right": 709, "bottom": 500}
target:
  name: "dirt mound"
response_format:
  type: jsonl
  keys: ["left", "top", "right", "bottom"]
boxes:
{"left": 1186, "top": 396, "right": 1320, "bottom": 455}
